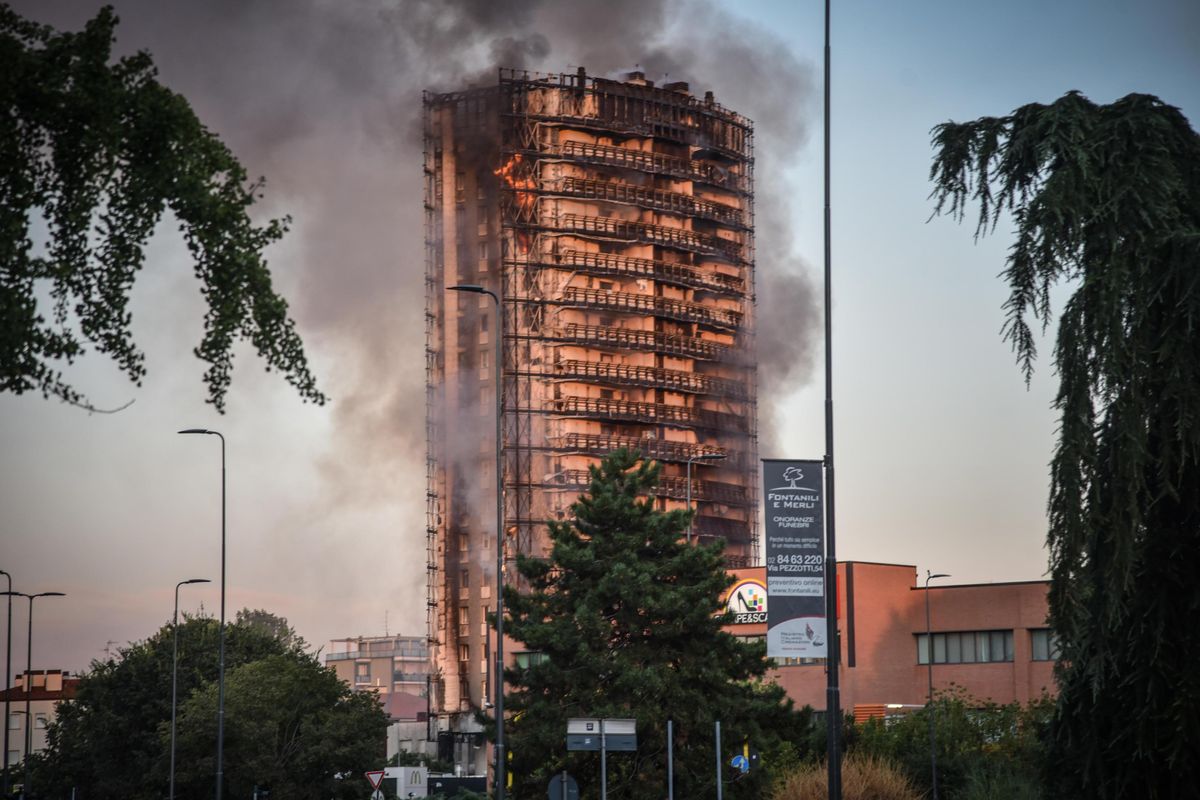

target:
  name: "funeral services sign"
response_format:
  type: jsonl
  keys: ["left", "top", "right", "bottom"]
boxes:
{"left": 763, "top": 459, "right": 827, "bottom": 659}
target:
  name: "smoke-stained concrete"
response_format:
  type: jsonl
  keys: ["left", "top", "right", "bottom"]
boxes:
{"left": 6, "top": 0, "right": 819, "bottom": 654}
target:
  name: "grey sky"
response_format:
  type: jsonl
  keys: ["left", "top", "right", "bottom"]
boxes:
{"left": 1, "top": 0, "right": 1196, "bottom": 675}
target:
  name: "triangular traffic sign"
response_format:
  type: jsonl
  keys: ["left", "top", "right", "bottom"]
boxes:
{"left": 365, "top": 770, "right": 385, "bottom": 790}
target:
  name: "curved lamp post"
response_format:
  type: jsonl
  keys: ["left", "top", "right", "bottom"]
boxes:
{"left": 685, "top": 453, "right": 726, "bottom": 544}
{"left": 170, "top": 578, "right": 211, "bottom": 800}
{"left": 925, "top": 571, "right": 950, "bottom": 800}
{"left": 1, "top": 590, "right": 65, "bottom": 800}
{"left": 447, "top": 284, "right": 505, "bottom": 800}
{"left": 177, "top": 428, "right": 227, "bottom": 800}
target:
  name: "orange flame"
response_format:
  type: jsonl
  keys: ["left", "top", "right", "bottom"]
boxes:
{"left": 495, "top": 153, "right": 537, "bottom": 252}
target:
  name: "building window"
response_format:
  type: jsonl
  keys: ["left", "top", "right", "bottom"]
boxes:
{"left": 916, "top": 630, "right": 1014, "bottom": 665}
{"left": 455, "top": 172, "right": 465, "bottom": 204}
{"left": 459, "top": 644, "right": 470, "bottom": 662}
{"left": 34, "top": 714, "right": 48, "bottom": 730}
{"left": 1030, "top": 629, "right": 1060, "bottom": 661}
{"left": 355, "top": 662, "right": 371, "bottom": 684}
{"left": 513, "top": 652, "right": 549, "bottom": 670}
{"left": 478, "top": 205, "right": 488, "bottom": 237}
{"left": 7, "top": 713, "right": 19, "bottom": 730}
{"left": 6, "top": 750, "right": 18, "bottom": 768}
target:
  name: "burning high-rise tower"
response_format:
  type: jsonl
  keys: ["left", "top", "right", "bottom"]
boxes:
{"left": 423, "top": 68, "right": 757, "bottom": 765}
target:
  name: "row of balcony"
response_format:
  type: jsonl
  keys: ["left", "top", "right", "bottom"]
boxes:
{"left": 552, "top": 432, "right": 747, "bottom": 467}
{"left": 549, "top": 176, "right": 746, "bottom": 228}
{"left": 533, "top": 323, "right": 732, "bottom": 361}
{"left": 540, "top": 214, "right": 746, "bottom": 263}
{"left": 551, "top": 140, "right": 751, "bottom": 194}
{"left": 547, "top": 249, "right": 744, "bottom": 295}
{"left": 548, "top": 395, "right": 750, "bottom": 433}
{"left": 556, "top": 286, "right": 742, "bottom": 331}
{"left": 541, "top": 359, "right": 749, "bottom": 399}
{"left": 537, "top": 469, "right": 753, "bottom": 507}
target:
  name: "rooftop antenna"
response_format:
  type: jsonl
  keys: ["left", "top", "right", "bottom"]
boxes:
{"left": 385, "top": 610, "right": 390, "bottom": 637}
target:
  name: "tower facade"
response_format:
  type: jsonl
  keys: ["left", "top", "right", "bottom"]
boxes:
{"left": 423, "top": 68, "right": 757, "bottom": 749}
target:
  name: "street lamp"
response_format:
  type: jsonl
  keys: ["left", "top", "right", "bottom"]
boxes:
{"left": 1, "top": 590, "right": 65, "bottom": 800}
{"left": 685, "top": 453, "right": 726, "bottom": 543}
{"left": 924, "top": 571, "right": 950, "bottom": 800}
{"left": 447, "top": 284, "right": 505, "bottom": 800}
{"left": 177, "top": 427, "right": 227, "bottom": 800}
{"left": 0, "top": 570, "right": 11, "bottom": 795}
{"left": 171, "top": 578, "right": 211, "bottom": 800}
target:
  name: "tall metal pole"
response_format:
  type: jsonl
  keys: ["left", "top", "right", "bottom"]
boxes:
{"left": 925, "top": 571, "right": 949, "bottom": 800}
{"left": 171, "top": 579, "right": 210, "bottom": 800}
{"left": 177, "top": 429, "right": 227, "bottom": 800}
{"left": 667, "top": 719, "right": 674, "bottom": 800}
{"left": 1, "top": 570, "right": 11, "bottom": 796}
{"left": 715, "top": 720, "right": 723, "bottom": 800}
{"left": 822, "top": 1, "right": 842, "bottom": 799}
{"left": 448, "top": 285, "right": 504, "bottom": 798}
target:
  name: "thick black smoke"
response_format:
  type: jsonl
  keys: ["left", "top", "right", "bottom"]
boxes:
{"left": 14, "top": 0, "right": 819, "bottom": 627}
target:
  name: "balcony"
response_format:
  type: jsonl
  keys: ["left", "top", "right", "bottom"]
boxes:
{"left": 545, "top": 249, "right": 745, "bottom": 296}
{"left": 542, "top": 359, "right": 749, "bottom": 399}
{"left": 557, "top": 287, "right": 742, "bottom": 330}
{"left": 531, "top": 323, "right": 730, "bottom": 361}
{"left": 552, "top": 433, "right": 747, "bottom": 467}
{"left": 535, "top": 214, "right": 745, "bottom": 263}
{"left": 552, "top": 140, "right": 751, "bottom": 194}
{"left": 547, "top": 395, "right": 750, "bottom": 433}
{"left": 549, "top": 177, "right": 746, "bottom": 228}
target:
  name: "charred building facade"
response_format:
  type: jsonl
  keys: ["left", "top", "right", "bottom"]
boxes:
{"left": 423, "top": 68, "right": 757, "bottom": 750}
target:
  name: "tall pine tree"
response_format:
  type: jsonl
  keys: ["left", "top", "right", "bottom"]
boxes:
{"left": 500, "top": 449, "right": 806, "bottom": 800}
{"left": 929, "top": 92, "right": 1200, "bottom": 798}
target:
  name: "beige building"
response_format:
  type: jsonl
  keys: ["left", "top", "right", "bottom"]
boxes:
{"left": 2, "top": 670, "right": 78, "bottom": 767}
{"left": 423, "top": 68, "right": 757, "bottom": 757}
{"left": 325, "top": 635, "right": 430, "bottom": 698}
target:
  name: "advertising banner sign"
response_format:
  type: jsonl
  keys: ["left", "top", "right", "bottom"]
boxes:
{"left": 763, "top": 459, "right": 827, "bottom": 659}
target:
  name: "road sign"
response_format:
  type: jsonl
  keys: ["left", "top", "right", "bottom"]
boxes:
{"left": 366, "top": 770, "right": 385, "bottom": 790}
{"left": 547, "top": 771, "right": 579, "bottom": 800}
{"left": 731, "top": 755, "right": 750, "bottom": 774}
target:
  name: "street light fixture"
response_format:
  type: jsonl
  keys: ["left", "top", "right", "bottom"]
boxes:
{"left": 177, "top": 427, "right": 228, "bottom": 800}
{"left": 0, "top": 570, "right": 12, "bottom": 797}
{"left": 447, "top": 284, "right": 505, "bottom": 800}
{"left": 924, "top": 571, "right": 950, "bottom": 800}
{"left": 171, "top": 578, "right": 211, "bottom": 800}
{"left": 685, "top": 453, "right": 727, "bottom": 544}
{"left": 1, "top": 590, "right": 65, "bottom": 800}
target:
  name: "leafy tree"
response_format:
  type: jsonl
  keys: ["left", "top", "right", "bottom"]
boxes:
{"left": 28, "top": 610, "right": 355, "bottom": 799}
{"left": 851, "top": 688, "right": 1053, "bottom": 799}
{"left": 929, "top": 92, "right": 1200, "bottom": 798}
{"left": 0, "top": 4, "right": 325, "bottom": 411}
{"left": 172, "top": 653, "right": 387, "bottom": 800}
{"left": 500, "top": 449, "right": 808, "bottom": 800}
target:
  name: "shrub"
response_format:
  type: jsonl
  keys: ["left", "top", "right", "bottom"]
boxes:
{"left": 772, "top": 755, "right": 921, "bottom": 800}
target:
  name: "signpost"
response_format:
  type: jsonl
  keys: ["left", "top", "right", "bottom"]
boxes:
{"left": 566, "top": 718, "right": 637, "bottom": 800}
{"left": 547, "top": 772, "right": 579, "bottom": 800}
{"left": 763, "top": 459, "right": 828, "bottom": 659}
{"left": 366, "top": 769, "right": 384, "bottom": 800}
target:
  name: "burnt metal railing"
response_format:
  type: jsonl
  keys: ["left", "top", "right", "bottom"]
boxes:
{"left": 548, "top": 396, "right": 750, "bottom": 432}
{"left": 542, "top": 360, "right": 748, "bottom": 399}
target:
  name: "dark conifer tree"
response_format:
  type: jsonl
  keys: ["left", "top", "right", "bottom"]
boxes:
{"left": 930, "top": 92, "right": 1200, "bottom": 799}
{"left": 501, "top": 449, "right": 807, "bottom": 800}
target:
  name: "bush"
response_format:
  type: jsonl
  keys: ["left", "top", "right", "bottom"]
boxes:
{"left": 772, "top": 755, "right": 921, "bottom": 800}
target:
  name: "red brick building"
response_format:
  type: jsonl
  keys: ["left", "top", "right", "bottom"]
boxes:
{"left": 723, "top": 562, "right": 1057, "bottom": 715}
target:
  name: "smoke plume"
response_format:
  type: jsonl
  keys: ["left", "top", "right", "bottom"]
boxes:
{"left": 15, "top": 0, "right": 819, "bottom": 635}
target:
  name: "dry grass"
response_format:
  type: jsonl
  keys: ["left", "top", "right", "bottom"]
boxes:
{"left": 772, "top": 754, "right": 923, "bottom": 800}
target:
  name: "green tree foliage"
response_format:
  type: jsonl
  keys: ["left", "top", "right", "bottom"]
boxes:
{"left": 852, "top": 689, "right": 1053, "bottom": 799}
{"left": 501, "top": 449, "right": 809, "bottom": 800}
{"left": 929, "top": 92, "right": 1200, "bottom": 798}
{"left": 29, "top": 609, "right": 381, "bottom": 799}
{"left": 172, "top": 654, "right": 387, "bottom": 799}
{"left": 0, "top": 4, "right": 325, "bottom": 411}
